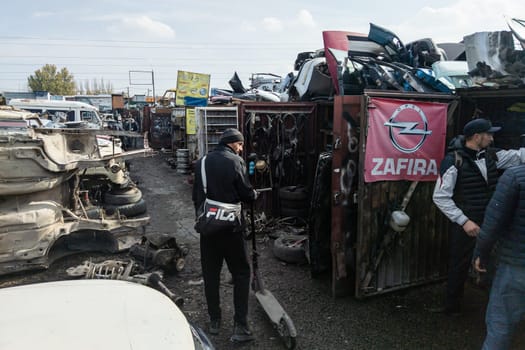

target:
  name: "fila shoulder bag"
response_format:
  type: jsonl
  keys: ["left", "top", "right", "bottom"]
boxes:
{"left": 194, "top": 156, "right": 242, "bottom": 236}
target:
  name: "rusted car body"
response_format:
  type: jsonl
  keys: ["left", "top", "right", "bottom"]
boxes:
{"left": 0, "top": 106, "right": 151, "bottom": 275}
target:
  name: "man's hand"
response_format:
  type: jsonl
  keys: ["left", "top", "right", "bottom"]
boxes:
{"left": 473, "top": 257, "right": 487, "bottom": 273}
{"left": 462, "top": 220, "right": 480, "bottom": 237}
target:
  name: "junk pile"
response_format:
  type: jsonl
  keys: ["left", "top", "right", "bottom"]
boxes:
{"left": 247, "top": 207, "right": 308, "bottom": 265}
{"left": 129, "top": 232, "right": 189, "bottom": 274}
{"left": 66, "top": 233, "right": 189, "bottom": 307}
{"left": 209, "top": 72, "right": 285, "bottom": 104}
{"left": 66, "top": 259, "right": 184, "bottom": 307}
{"left": 210, "top": 17, "right": 525, "bottom": 104}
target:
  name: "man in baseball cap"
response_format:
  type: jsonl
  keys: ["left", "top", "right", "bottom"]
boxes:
{"left": 463, "top": 119, "right": 501, "bottom": 137}
{"left": 432, "top": 118, "right": 525, "bottom": 316}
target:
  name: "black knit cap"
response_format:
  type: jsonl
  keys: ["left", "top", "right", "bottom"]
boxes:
{"left": 219, "top": 128, "right": 244, "bottom": 144}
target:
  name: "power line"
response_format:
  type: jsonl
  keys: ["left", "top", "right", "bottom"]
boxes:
{"left": 2, "top": 41, "right": 306, "bottom": 50}
{"left": 0, "top": 69, "right": 279, "bottom": 75}
{"left": 0, "top": 76, "right": 235, "bottom": 81}
{"left": 0, "top": 36, "right": 300, "bottom": 91}
{"left": 0, "top": 35, "right": 315, "bottom": 48}
{"left": 0, "top": 58, "right": 285, "bottom": 64}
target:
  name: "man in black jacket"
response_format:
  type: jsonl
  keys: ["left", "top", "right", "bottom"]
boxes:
{"left": 192, "top": 128, "right": 257, "bottom": 342}
{"left": 473, "top": 165, "right": 525, "bottom": 349}
{"left": 432, "top": 118, "right": 525, "bottom": 315}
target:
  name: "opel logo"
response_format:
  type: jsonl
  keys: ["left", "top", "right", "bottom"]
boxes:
{"left": 384, "top": 103, "right": 432, "bottom": 154}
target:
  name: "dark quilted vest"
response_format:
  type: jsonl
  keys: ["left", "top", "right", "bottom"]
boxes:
{"left": 453, "top": 149, "right": 498, "bottom": 225}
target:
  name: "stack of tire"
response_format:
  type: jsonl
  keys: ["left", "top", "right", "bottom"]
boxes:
{"left": 102, "top": 186, "right": 147, "bottom": 217}
{"left": 176, "top": 149, "right": 190, "bottom": 175}
{"left": 279, "top": 185, "right": 309, "bottom": 219}
{"left": 273, "top": 185, "right": 310, "bottom": 264}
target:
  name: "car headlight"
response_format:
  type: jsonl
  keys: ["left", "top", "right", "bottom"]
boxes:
{"left": 110, "top": 164, "right": 122, "bottom": 173}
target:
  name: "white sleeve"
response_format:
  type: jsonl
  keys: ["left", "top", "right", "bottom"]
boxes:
{"left": 432, "top": 165, "right": 468, "bottom": 226}
{"left": 496, "top": 148, "right": 525, "bottom": 169}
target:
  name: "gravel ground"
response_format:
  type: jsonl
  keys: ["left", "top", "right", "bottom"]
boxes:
{"left": 1, "top": 153, "right": 524, "bottom": 350}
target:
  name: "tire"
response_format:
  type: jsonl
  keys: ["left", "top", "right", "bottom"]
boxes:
{"left": 280, "top": 207, "right": 308, "bottom": 218}
{"left": 273, "top": 234, "right": 308, "bottom": 264}
{"left": 279, "top": 186, "right": 308, "bottom": 201}
{"left": 104, "top": 187, "right": 142, "bottom": 205}
{"left": 280, "top": 198, "right": 308, "bottom": 209}
{"left": 104, "top": 198, "right": 147, "bottom": 217}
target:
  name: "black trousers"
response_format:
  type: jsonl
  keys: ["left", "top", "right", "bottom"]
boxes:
{"left": 446, "top": 224, "right": 476, "bottom": 310}
{"left": 200, "top": 230, "right": 251, "bottom": 325}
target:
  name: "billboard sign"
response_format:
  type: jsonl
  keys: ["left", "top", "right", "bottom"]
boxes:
{"left": 175, "top": 71, "right": 210, "bottom": 107}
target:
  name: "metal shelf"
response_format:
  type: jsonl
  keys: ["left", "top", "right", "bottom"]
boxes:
{"left": 195, "top": 106, "right": 239, "bottom": 156}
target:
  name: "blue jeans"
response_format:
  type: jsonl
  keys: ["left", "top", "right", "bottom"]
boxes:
{"left": 482, "top": 263, "right": 525, "bottom": 350}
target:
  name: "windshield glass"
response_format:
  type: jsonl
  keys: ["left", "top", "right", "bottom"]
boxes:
{"left": 81, "top": 110, "right": 102, "bottom": 125}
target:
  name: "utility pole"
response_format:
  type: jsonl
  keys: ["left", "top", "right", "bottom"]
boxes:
{"left": 151, "top": 70, "right": 156, "bottom": 105}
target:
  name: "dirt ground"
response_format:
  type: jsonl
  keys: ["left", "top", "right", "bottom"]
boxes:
{"left": 1, "top": 153, "right": 524, "bottom": 350}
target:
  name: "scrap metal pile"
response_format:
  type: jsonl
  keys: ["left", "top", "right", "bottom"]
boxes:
{"left": 210, "top": 17, "right": 525, "bottom": 104}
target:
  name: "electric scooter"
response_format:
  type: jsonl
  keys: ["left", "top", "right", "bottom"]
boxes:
{"left": 249, "top": 202, "right": 297, "bottom": 349}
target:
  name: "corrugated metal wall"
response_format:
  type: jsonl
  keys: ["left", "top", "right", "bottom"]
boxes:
{"left": 355, "top": 180, "right": 449, "bottom": 297}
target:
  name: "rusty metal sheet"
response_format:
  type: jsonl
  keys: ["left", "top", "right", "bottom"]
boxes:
{"left": 148, "top": 110, "right": 172, "bottom": 149}
{"left": 323, "top": 92, "right": 456, "bottom": 298}
{"left": 330, "top": 95, "right": 361, "bottom": 296}
{"left": 352, "top": 92, "right": 455, "bottom": 298}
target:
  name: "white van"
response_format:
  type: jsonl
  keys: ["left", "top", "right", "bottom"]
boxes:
{"left": 8, "top": 98, "right": 103, "bottom": 128}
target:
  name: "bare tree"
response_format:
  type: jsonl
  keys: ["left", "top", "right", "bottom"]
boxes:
{"left": 78, "top": 78, "right": 114, "bottom": 94}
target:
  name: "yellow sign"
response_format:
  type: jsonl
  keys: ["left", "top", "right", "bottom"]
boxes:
{"left": 176, "top": 71, "right": 210, "bottom": 106}
{"left": 185, "top": 108, "right": 196, "bottom": 135}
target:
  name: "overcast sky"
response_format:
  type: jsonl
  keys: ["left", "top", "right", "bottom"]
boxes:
{"left": 1, "top": 0, "right": 524, "bottom": 97}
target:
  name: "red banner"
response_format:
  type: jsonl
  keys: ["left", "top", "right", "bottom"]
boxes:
{"left": 364, "top": 97, "right": 447, "bottom": 182}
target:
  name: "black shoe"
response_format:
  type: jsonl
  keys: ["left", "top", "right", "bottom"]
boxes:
{"left": 208, "top": 319, "right": 221, "bottom": 335}
{"left": 428, "top": 306, "right": 461, "bottom": 316}
{"left": 230, "top": 322, "right": 255, "bottom": 342}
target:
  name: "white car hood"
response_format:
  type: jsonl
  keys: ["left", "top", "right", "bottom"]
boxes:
{"left": 0, "top": 279, "right": 195, "bottom": 350}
